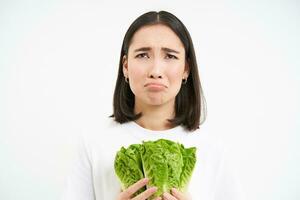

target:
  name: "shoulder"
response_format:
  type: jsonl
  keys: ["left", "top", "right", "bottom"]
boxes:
{"left": 79, "top": 117, "right": 134, "bottom": 152}
{"left": 81, "top": 117, "right": 121, "bottom": 139}
{"left": 78, "top": 117, "right": 107, "bottom": 149}
{"left": 181, "top": 127, "right": 228, "bottom": 165}
{"left": 185, "top": 127, "right": 225, "bottom": 150}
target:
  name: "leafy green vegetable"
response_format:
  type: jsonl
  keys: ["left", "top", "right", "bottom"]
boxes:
{"left": 114, "top": 144, "right": 145, "bottom": 196}
{"left": 114, "top": 139, "right": 196, "bottom": 199}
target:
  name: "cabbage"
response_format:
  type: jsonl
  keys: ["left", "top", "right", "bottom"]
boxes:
{"left": 114, "top": 139, "right": 196, "bottom": 199}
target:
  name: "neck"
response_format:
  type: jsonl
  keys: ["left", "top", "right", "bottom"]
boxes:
{"left": 134, "top": 99, "right": 175, "bottom": 131}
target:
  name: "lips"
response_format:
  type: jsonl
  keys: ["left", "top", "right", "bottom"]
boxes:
{"left": 144, "top": 83, "right": 167, "bottom": 88}
{"left": 144, "top": 82, "right": 167, "bottom": 91}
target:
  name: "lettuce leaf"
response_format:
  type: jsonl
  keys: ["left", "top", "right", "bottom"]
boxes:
{"left": 114, "top": 139, "right": 196, "bottom": 199}
{"left": 114, "top": 144, "right": 145, "bottom": 195}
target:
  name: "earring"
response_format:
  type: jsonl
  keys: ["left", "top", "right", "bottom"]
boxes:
{"left": 124, "top": 76, "right": 129, "bottom": 83}
{"left": 182, "top": 77, "right": 187, "bottom": 84}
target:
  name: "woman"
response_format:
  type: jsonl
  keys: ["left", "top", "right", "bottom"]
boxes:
{"left": 62, "top": 11, "right": 245, "bottom": 200}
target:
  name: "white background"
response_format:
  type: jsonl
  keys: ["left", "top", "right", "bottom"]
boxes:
{"left": 0, "top": 0, "right": 299, "bottom": 199}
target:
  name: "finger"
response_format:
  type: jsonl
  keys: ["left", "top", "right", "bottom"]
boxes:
{"left": 171, "top": 188, "right": 185, "bottom": 199}
{"left": 154, "top": 197, "right": 162, "bottom": 200}
{"left": 132, "top": 187, "right": 157, "bottom": 200}
{"left": 163, "top": 192, "right": 177, "bottom": 200}
{"left": 122, "top": 178, "right": 149, "bottom": 198}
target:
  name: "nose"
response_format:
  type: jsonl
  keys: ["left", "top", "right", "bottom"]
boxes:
{"left": 148, "top": 58, "right": 163, "bottom": 79}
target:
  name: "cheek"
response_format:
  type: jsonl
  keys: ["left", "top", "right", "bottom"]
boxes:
{"left": 128, "top": 66, "right": 145, "bottom": 81}
{"left": 169, "top": 73, "right": 183, "bottom": 95}
{"left": 166, "top": 63, "right": 185, "bottom": 96}
{"left": 128, "top": 59, "right": 145, "bottom": 77}
{"left": 167, "top": 64, "right": 185, "bottom": 84}
{"left": 127, "top": 63, "right": 146, "bottom": 93}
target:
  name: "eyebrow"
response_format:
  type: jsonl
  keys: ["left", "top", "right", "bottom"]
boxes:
{"left": 133, "top": 47, "right": 180, "bottom": 54}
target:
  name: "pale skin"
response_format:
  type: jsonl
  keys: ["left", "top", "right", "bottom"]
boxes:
{"left": 118, "top": 24, "right": 191, "bottom": 200}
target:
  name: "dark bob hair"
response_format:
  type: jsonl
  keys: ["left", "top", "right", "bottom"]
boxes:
{"left": 110, "top": 10, "right": 207, "bottom": 132}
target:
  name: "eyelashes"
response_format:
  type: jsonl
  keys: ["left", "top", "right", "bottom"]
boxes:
{"left": 135, "top": 53, "right": 149, "bottom": 58}
{"left": 135, "top": 53, "right": 178, "bottom": 60}
{"left": 166, "top": 54, "right": 178, "bottom": 59}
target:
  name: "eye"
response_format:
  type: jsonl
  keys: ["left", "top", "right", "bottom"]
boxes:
{"left": 166, "top": 54, "right": 178, "bottom": 59}
{"left": 135, "top": 53, "right": 149, "bottom": 58}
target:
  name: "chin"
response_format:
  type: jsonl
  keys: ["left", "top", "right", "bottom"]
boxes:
{"left": 146, "top": 96, "right": 175, "bottom": 106}
{"left": 146, "top": 99, "right": 165, "bottom": 106}
{"left": 135, "top": 94, "right": 174, "bottom": 107}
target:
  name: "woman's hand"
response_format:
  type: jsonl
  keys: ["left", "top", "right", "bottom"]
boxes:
{"left": 117, "top": 178, "right": 161, "bottom": 200}
{"left": 162, "top": 188, "right": 192, "bottom": 200}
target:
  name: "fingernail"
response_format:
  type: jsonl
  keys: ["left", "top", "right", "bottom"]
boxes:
{"left": 143, "top": 178, "right": 149, "bottom": 182}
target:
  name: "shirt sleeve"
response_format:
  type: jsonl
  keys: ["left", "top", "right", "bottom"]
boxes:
{"left": 214, "top": 146, "right": 246, "bottom": 200}
{"left": 61, "top": 134, "right": 95, "bottom": 200}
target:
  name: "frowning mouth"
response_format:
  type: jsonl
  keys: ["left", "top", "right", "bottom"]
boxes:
{"left": 144, "top": 83, "right": 167, "bottom": 91}
{"left": 144, "top": 83, "right": 167, "bottom": 88}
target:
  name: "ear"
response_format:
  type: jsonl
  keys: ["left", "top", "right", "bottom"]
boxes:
{"left": 122, "top": 55, "right": 128, "bottom": 77}
{"left": 183, "top": 61, "right": 190, "bottom": 78}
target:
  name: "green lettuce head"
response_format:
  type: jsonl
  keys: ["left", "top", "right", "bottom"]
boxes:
{"left": 114, "top": 139, "right": 196, "bottom": 199}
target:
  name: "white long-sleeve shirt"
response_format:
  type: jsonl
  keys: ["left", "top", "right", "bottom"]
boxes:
{"left": 61, "top": 118, "right": 245, "bottom": 200}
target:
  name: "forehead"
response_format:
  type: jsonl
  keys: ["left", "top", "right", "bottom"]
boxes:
{"left": 129, "top": 24, "right": 185, "bottom": 51}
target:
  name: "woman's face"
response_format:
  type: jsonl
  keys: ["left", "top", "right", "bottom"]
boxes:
{"left": 123, "top": 24, "right": 189, "bottom": 107}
